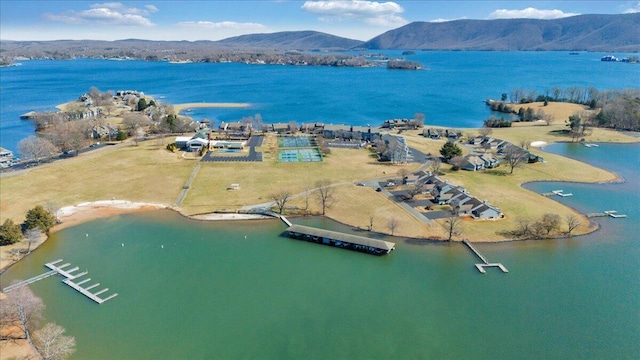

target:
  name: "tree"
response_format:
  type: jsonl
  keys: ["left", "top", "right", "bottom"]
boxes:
{"left": 441, "top": 210, "right": 463, "bottom": 241}
{"left": 368, "top": 214, "right": 374, "bottom": 231}
{"left": 24, "top": 228, "right": 43, "bottom": 254}
{"left": 137, "top": 98, "right": 148, "bottom": 111}
{"left": 386, "top": 217, "right": 399, "bottom": 236}
{"left": 122, "top": 113, "right": 151, "bottom": 136}
{"left": 0, "top": 285, "right": 44, "bottom": 343}
{"left": 315, "top": 179, "right": 335, "bottom": 215}
{"left": 429, "top": 157, "right": 441, "bottom": 175}
{"left": 406, "top": 182, "right": 425, "bottom": 200}
{"left": 23, "top": 205, "right": 56, "bottom": 233}
{"left": 18, "top": 135, "right": 58, "bottom": 163}
{"left": 449, "top": 156, "right": 465, "bottom": 171}
{"left": 411, "top": 112, "right": 425, "bottom": 129}
{"left": 538, "top": 213, "right": 561, "bottom": 236}
{"left": 0, "top": 218, "right": 23, "bottom": 245}
{"left": 397, "top": 167, "right": 409, "bottom": 182}
{"left": 43, "top": 120, "right": 91, "bottom": 155}
{"left": 478, "top": 127, "right": 493, "bottom": 138}
{"left": 503, "top": 146, "right": 525, "bottom": 174}
{"left": 33, "top": 323, "right": 76, "bottom": 360}
{"left": 439, "top": 141, "right": 462, "bottom": 161}
{"left": 565, "top": 214, "right": 581, "bottom": 236}
{"left": 270, "top": 190, "right": 291, "bottom": 214}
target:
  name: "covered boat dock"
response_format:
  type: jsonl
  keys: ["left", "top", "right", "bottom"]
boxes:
{"left": 287, "top": 224, "right": 395, "bottom": 255}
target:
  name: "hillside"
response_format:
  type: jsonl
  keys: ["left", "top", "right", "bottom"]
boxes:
{"left": 361, "top": 13, "right": 640, "bottom": 52}
{"left": 214, "top": 30, "right": 363, "bottom": 50}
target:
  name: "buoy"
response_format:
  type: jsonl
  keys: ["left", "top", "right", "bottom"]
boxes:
{"left": 122, "top": 243, "right": 124, "bottom": 247}
{"left": 161, "top": 245, "right": 164, "bottom": 249}
{"left": 244, "top": 235, "right": 247, "bottom": 239}
{"left": 86, "top": 234, "right": 88, "bottom": 237}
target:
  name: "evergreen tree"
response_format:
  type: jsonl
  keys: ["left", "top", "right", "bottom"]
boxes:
{"left": 0, "top": 218, "right": 23, "bottom": 245}
{"left": 439, "top": 141, "right": 462, "bottom": 161}
{"left": 23, "top": 205, "right": 56, "bottom": 233}
{"left": 137, "top": 98, "right": 147, "bottom": 111}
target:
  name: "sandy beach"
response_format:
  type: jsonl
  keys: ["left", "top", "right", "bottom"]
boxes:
{"left": 174, "top": 102, "right": 251, "bottom": 113}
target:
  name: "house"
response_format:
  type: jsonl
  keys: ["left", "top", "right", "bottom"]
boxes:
{"left": 444, "top": 129, "right": 460, "bottom": 140}
{"left": 323, "top": 124, "right": 377, "bottom": 142}
{"left": 461, "top": 155, "right": 485, "bottom": 171}
{"left": 175, "top": 134, "right": 210, "bottom": 152}
{"left": 424, "top": 128, "right": 441, "bottom": 139}
{"left": 380, "top": 134, "right": 411, "bottom": 164}
{"left": 471, "top": 203, "right": 503, "bottom": 219}
{"left": 91, "top": 124, "right": 118, "bottom": 139}
{"left": 479, "top": 153, "right": 499, "bottom": 168}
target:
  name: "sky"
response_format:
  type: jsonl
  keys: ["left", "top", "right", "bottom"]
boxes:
{"left": 1, "top": 1, "right": 639, "bottom": 41}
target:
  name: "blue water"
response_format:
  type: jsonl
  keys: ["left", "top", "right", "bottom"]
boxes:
{"left": 2, "top": 51, "right": 639, "bottom": 153}
{"left": 1, "top": 142, "right": 638, "bottom": 359}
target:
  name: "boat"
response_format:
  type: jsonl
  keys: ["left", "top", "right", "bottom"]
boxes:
{"left": 601, "top": 55, "right": 619, "bottom": 62}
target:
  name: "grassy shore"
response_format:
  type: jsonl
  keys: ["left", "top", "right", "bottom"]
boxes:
{"left": 1, "top": 102, "right": 638, "bottom": 254}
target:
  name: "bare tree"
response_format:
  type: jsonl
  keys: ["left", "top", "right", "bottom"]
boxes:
{"left": 315, "top": 179, "right": 335, "bottom": 215}
{"left": 406, "top": 181, "right": 425, "bottom": 200}
{"left": 18, "top": 135, "right": 58, "bottom": 163}
{"left": 515, "top": 217, "right": 533, "bottom": 238}
{"left": 270, "top": 189, "right": 291, "bottom": 214}
{"left": 0, "top": 285, "right": 44, "bottom": 343}
{"left": 478, "top": 127, "right": 493, "bottom": 138}
{"left": 122, "top": 113, "right": 152, "bottom": 136}
{"left": 368, "top": 214, "right": 374, "bottom": 231}
{"left": 397, "top": 167, "right": 409, "bottom": 182}
{"left": 43, "top": 120, "right": 92, "bottom": 155}
{"left": 411, "top": 112, "right": 425, "bottom": 129}
{"left": 441, "top": 210, "right": 463, "bottom": 241}
{"left": 386, "top": 217, "right": 399, "bottom": 236}
{"left": 519, "top": 139, "right": 530, "bottom": 150}
{"left": 33, "top": 323, "right": 76, "bottom": 360}
{"left": 565, "top": 214, "right": 582, "bottom": 236}
{"left": 24, "top": 228, "right": 43, "bottom": 254}
{"left": 449, "top": 156, "right": 465, "bottom": 170}
{"left": 503, "top": 146, "right": 526, "bottom": 174}
{"left": 429, "top": 157, "right": 441, "bottom": 175}
{"left": 538, "top": 213, "right": 561, "bottom": 236}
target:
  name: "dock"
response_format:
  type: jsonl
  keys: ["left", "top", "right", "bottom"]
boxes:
{"left": 45, "top": 259, "right": 118, "bottom": 304}
{"left": 287, "top": 224, "right": 395, "bottom": 256}
{"left": 587, "top": 210, "right": 627, "bottom": 218}
{"left": 2, "top": 259, "right": 117, "bottom": 304}
{"left": 280, "top": 215, "right": 293, "bottom": 227}
{"left": 542, "top": 190, "right": 573, "bottom": 197}
{"left": 462, "top": 239, "right": 508, "bottom": 274}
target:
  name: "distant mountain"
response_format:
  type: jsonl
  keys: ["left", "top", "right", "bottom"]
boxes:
{"left": 361, "top": 13, "right": 640, "bottom": 52}
{"left": 214, "top": 30, "right": 364, "bottom": 50}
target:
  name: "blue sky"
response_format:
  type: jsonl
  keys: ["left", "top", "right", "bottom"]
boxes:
{"left": 1, "top": 1, "right": 639, "bottom": 41}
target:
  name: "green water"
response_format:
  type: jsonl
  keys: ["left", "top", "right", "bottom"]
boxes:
{"left": 2, "top": 143, "right": 639, "bottom": 359}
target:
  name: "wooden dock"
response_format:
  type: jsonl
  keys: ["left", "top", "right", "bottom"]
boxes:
{"left": 280, "top": 215, "right": 293, "bottom": 227}
{"left": 2, "top": 270, "right": 58, "bottom": 293}
{"left": 462, "top": 239, "right": 508, "bottom": 274}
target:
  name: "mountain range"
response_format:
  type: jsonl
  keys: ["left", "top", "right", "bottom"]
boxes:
{"left": 1, "top": 13, "right": 638, "bottom": 60}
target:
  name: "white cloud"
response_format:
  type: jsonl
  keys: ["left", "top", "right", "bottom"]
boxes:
{"left": 624, "top": 1, "right": 640, "bottom": 13}
{"left": 44, "top": 2, "right": 156, "bottom": 27}
{"left": 301, "top": 0, "right": 407, "bottom": 27}
{"left": 176, "top": 21, "right": 265, "bottom": 31}
{"left": 488, "top": 7, "right": 579, "bottom": 20}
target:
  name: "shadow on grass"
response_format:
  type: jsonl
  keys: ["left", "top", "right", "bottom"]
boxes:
{"left": 486, "top": 169, "right": 509, "bottom": 176}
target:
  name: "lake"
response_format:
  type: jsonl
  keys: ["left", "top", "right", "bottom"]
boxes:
{"left": 2, "top": 51, "right": 639, "bottom": 153}
{"left": 1, "top": 142, "right": 638, "bottom": 359}
{"left": 1, "top": 52, "right": 639, "bottom": 359}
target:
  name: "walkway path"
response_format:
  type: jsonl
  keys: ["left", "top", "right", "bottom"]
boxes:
{"left": 174, "top": 162, "right": 200, "bottom": 206}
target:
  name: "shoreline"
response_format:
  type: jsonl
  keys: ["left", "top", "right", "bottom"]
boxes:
{"left": 173, "top": 102, "right": 251, "bottom": 113}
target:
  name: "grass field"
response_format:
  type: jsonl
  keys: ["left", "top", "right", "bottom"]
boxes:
{"left": 2, "top": 110, "right": 637, "bottom": 243}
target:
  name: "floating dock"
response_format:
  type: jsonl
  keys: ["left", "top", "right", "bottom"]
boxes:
{"left": 2, "top": 259, "right": 117, "bottom": 304}
{"left": 462, "top": 239, "right": 508, "bottom": 274}
{"left": 45, "top": 259, "right": 117, "bottom": 304}
{"left": 587, "top": 210, "right": 627, "bottom": 218}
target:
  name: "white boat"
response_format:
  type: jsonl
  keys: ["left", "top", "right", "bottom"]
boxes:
{"left": 0, "top": 147, "right": 14, "bottom": 168}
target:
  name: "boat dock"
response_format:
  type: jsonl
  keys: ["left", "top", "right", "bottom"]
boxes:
{"left": 587, "top": 210, "right": 627, "bottom": 218}
{"left": 462, "top": 239, "right": 508, "bottom": 274}
{"left": 287, "top": 224, "right": 395, "bottom": 256}
{"left": 542, "top": 190, "right": 573, "bottom": 197}
{"left": 45, "top": 259, "right": 118, "bottom": 304}
{"left": 2, "top": 259, "right": 117, "bottom": 304}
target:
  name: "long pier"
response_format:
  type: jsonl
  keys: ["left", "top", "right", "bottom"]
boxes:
{"left": 45, "top": 259, "right": 117, "bottom": 304}
{"left": 2, "top": 259, "right": 117, "bottom": 304}
{"left": 462, "top": 239, "right": 508, "bottom": 274}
